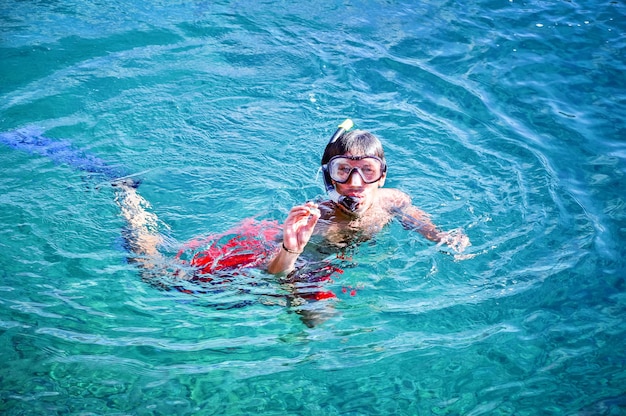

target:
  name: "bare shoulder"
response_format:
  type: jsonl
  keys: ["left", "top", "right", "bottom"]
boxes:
{"left": 378, "top": 188, "right": 412, "bottom": 210}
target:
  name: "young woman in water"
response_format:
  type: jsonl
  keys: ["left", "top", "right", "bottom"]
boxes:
{"left": 267, "top": 122, "right": 469, "bottom": 275}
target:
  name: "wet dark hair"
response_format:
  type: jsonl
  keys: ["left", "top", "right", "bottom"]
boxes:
{"left": 321, "top": 130, "right": 386, "bottom": 166}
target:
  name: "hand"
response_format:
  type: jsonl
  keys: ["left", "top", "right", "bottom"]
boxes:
{"left": 437, "top": 228, "right": 471, "bottom": 253}
{"left": 267, "top": 202, "right": 321, "bottom": 274}
{"left": 282, "top": 202, "right": 321, "bottom": 253}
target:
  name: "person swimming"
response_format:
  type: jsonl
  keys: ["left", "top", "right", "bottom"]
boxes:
{"left": 1, "top": 121, "right": 468, "bottom": 325}
{"left": 113, "top": 119, "right": 470, "bottom": 324}
{"left": 267, "top": 120, "right": 470, "bottom": 275}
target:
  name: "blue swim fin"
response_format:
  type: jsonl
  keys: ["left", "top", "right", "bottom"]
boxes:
{"left": 0, "top": 126, "right": 129, "bottom": 182}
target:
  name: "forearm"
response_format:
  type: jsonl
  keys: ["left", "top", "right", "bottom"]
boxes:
{"left": 267, "top": 244, "right": 301, "bottom": 274}
{"left": 395, "top": 207, "right": 441, "bottom": 242}
{"left": 399, "top": 210, "right": 467, "bottom": 247}
{"left": 413, "top": 220, "right": 442, "bottom": 242}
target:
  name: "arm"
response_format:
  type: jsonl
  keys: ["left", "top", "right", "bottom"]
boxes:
{"left": 390, "top": 192, "right": 470, "bottom": 253}
{"left": 395, "top": 204, "right": 442, "bottom": 242}
{"left": 267, "top": 202, "right": 321, "bottom": 275}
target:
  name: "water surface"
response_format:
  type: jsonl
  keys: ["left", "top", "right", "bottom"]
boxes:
{"left": 1, "top": 0, "right": 625, "bottom": 414}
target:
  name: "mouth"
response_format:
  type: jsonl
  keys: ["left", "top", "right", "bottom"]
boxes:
{"left": 343, "top": 189, "right": 365, "bottom": 198}
{"left": 338, "top": 195, "right": 363, "bottom": 213}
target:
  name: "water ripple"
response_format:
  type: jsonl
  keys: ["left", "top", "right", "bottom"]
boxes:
{"left": 1, "top": 0, "right": 625, "bottom": 414}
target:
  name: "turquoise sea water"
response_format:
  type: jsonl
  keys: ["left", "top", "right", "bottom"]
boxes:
{"left": 1, "top": 0, "right": 625, "bottom": 414}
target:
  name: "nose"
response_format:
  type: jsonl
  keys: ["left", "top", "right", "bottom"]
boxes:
{"left": 347, "top": 169, "right": 364, "bottom": 185}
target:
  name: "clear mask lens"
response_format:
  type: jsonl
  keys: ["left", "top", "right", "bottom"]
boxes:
{"left": 327, "top": 156, "right": 384, "bottom": 184}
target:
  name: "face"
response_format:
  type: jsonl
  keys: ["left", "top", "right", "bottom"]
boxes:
{"left": 326, "top": 155, "right": 385, "bottom": 184}
{"left": 332, "top": 153, "right": 386, "bottom": 214}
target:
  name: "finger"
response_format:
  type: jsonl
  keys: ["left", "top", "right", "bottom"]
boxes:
{"left": 308, "top": 206, "right": 321, "bottom": 218}
{"left": 291, "top": 204, "right": 315, "bottom": 215}
{"left": 306, "top": 212, "right": 320, "bottom": 228}
{"left": 285, "top": 207, "right": 311, "bottom": 223}
{"left": 288, "top": 204, "right": 320, "bottom": 221}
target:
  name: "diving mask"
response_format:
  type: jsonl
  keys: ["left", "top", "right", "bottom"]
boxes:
{"left": 324, "top": 155, "right": 386, "bottom": 184}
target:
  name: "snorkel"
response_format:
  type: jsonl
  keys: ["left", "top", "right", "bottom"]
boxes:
{"left": 322, "top": 119, "right": 362, "bottom": 212}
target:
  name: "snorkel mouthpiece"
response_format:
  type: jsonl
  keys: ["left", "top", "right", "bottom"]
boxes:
{"left": 323, "top": 119, "right": 361, "bottom": 212}
{"left": 339, "top": 195, "right": 361, "bottom": 212}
